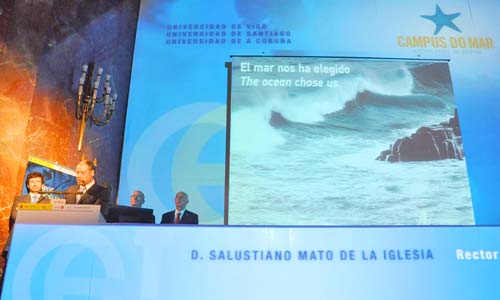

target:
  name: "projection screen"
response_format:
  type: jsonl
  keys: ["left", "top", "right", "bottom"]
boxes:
{"left": 227, "top": 56, "right": 473, "bottom": 226}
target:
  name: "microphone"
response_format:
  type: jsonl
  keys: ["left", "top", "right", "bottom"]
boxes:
{"left": 37, "top": 191, "right": 84, "bottom": 195}
{"left": 36, "top": 179, "right": 80, "bottom": 203}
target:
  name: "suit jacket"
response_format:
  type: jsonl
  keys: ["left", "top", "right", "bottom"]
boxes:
{"left": 10, "top": 193, "right": 50, "bottom": 221}
{"left": 65, "top": 183, "right": 110, "bottom": 205}
{"left": 161, "top": 210, "right": 199, "bottom": 224}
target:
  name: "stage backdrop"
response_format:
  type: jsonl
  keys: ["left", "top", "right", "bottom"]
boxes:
{"left": 118, "top": 0, "right": 499, "bottom": 224}
{"left": 0, "top": 0, "right": 140, "bottom": 250}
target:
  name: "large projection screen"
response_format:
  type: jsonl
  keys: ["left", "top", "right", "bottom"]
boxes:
{"left": 227, "top": 56, "right": 473, "bottom": 226}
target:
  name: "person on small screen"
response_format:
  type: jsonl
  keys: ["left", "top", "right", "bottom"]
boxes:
{"left": 130, "top": 190, "right": 145, "bottom": 208}
{"left": 160, "top": 191, "right": 198, "bottom": 224}
{"left": 64, "top": 160, "right": 110, "bottom": 207}
{"left": 10, "top": 171, "right": 50, "bottom": 222}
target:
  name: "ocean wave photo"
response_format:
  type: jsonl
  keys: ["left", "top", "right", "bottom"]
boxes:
{"left": 229, "top": 57, "right": 474, "bottom": 225}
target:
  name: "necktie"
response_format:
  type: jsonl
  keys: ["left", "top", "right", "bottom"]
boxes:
{"left": 175, "top": 212, "right": 180, "bottom": 224}
{"left": 76, "top": 186, "right": 86, "bottom": 204}
{"left": 31, "top": 195, "right": 38, "bottom": 204}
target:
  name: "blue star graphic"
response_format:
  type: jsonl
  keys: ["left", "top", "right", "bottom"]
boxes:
{"left": 421, "top": 4, "right": 461, "bottom": 35}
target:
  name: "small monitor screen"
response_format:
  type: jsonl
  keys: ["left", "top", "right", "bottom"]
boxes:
{"left": 23, "top": 156, "right": 76, "bottom": 195}
{"left": 106, "top": 205, "right": 155, "bottom": 224}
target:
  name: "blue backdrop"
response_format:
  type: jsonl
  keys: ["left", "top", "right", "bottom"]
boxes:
{"left": 118, "top": 0, "right": 500, "bottom": 224}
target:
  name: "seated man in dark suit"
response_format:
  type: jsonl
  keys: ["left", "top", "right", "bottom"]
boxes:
{"left": 64, "top": 160, "right": 110, "bottom": 210}
{"left": 161, "top": 191, "right": 198, "bottom": 224}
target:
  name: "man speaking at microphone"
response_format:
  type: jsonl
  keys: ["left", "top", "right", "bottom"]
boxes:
{"left": 65, "top": 160, "right": 110, "bottom": 212}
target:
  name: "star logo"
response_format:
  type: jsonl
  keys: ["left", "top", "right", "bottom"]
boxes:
{"left": 421, "top": 4, "right": 461, "bottom": 35}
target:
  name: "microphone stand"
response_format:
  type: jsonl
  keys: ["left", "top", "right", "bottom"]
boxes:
{"left": 35, "top": 179, "right": 82, "bottom": 203}
{"left": 37, "top": 191, "right": 84, "bottom": 195}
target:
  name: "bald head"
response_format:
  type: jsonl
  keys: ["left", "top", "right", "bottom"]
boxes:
{"left": 130, "top": 190, "right": 145, "bottom": 208}
{"left": 174, "top": 191, "right": 189, "bottom": 211}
